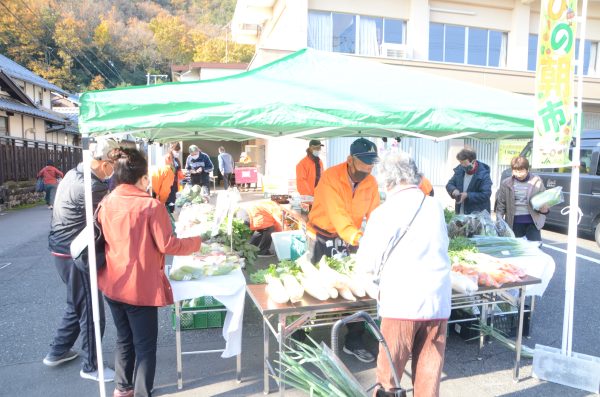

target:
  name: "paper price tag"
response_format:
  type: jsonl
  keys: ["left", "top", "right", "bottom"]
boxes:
{"left": 242, "top": 171, "right": 250, "bottom": 177}
{"left": 501, "top": 250, "right": 510, "bottom": 256}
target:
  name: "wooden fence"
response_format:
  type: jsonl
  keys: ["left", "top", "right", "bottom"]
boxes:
{"left": 0, "top": 136, "right": 82, "bottom": 185}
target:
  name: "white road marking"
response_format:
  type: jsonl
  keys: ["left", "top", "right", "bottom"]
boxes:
{"left": 543, "top": 244, "right": 600, "bottom": 265}
{"left": 0, "top": 262, "right": 12, "bottom": 270}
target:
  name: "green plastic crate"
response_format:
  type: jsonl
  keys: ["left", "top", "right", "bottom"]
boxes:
{"left": 171, "top": 296, "right": 226, "bottom": 331}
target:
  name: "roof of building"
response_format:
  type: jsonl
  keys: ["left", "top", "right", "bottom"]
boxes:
{"left": 0, "top": 96, "right": 69, "bottom": 125}
{"left": 171, "top": 62, "right": 248, "bottom": 72}
{"left": 0, "top": 53, "right": 69, "bottom": 96}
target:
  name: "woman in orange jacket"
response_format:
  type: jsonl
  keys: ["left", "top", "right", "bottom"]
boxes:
{"left": 150, "top": 153, "right": 175, "bottom": 209}
{"left": 98, "top": 148, "right": 200, "bottom": 397}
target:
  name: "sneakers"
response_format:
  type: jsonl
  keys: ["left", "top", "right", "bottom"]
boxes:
{"left": 257, "top": 251, "right": 275, "bottom": 258}
{"left": 80, "top": 366, "right": 115, "bottom": 382}
{"left": 342, "top": 346, "right": 375, "bottom": 363}
{"left": 43, "top": 349, "right": 79, "bottom": 367}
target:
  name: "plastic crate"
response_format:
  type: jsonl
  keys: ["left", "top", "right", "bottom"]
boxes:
{"left": 171, "top": 296, "right": 226, "bottom": 331}
{"left": 271, "top": 230, "right": 305, "bottom": 261}
{"left": 450, "top": 306, "right": 531, "bottom": 340}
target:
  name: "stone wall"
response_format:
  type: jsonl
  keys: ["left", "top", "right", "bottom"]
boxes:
{"left": 0, "top": 181, "right": 44, "bottom": 211}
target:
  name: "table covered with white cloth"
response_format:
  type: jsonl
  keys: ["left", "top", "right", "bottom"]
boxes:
{"left": 169, "top": 259, "right": 246, "bottom": 389}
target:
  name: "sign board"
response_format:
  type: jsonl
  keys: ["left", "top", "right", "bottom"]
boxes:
{"left": 498, "top": 140, "right": 529, "bottom": 165}
{"left": 532, "top": 0, "right": 577, "bottom": 168}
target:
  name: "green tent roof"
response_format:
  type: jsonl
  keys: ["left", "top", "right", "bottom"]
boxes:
{"left": 79, "top": 48, "right": 534, "bottom": 142}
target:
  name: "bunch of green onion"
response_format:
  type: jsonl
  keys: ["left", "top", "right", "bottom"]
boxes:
{"left": 275, "top": 337, "right": 367, "bottom": 397}
{"left": 469, "top": 322, "right": 534, "bottom": 359}
{"left": 470, "top": 236, "right": 539, "bottom": 257}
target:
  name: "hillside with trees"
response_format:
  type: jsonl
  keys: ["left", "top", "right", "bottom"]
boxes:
{"left": 0, "top": 0, "right": 254, "bottom": 92}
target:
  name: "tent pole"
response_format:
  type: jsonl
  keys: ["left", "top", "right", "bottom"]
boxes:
{"left": 562, "top": 0, "right": 588, "bottom": 357}
{"left": 82, "top": 148, "right": 107, "bottom": 397}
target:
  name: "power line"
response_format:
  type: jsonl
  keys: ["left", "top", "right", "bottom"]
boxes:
{"left": 15, "top": 0, "right": 119, "bottom": 86}
{"left": 0, "top": 0, "right": 95, "bottom": 79}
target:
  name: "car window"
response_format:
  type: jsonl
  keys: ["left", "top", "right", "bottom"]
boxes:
{"left": 557, "top": 148, "right": 595, "bottom": 174}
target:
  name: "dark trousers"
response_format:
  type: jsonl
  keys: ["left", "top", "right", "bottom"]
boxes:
{"left": 50, "top": 256, "right": 105, "bottom": 372}
{"left": 106, "top": 297, "right": 158, "bottom": 397}
{"left": 513, "top": 222, "right": 542, "bottom": 241}
{"left": 250, "top": 226, "right": 275, "bottom": 253}
{"left": 223, "top": 172, "right": 232, "bottom": 189}
{"left": 306, "top": 236, "right": 364, "bottom": 349}
{"left": 44, "top": 183, "right": 58, "bottom": 205}
{"left": 191, "top": 173, "right": 210, "bottom": 194}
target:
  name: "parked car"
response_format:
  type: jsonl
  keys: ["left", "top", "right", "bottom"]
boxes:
{"left": 498, "top": 130, "right": 600, "bottom": 246}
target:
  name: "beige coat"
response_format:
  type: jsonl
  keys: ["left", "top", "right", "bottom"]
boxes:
{"left": 496, "top": 174, "right": 547, "bottom": 230}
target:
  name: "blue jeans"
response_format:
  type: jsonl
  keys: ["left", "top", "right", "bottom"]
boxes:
{"left": 105, "top": 297, "right": 158, "bottom": 397}
{"left": 44, "top": 183, "right": 57, "bottom": 205}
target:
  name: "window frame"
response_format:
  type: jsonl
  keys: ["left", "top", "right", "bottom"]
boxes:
{"left": 429, "top": 22, "right": 507, "bottom": 67}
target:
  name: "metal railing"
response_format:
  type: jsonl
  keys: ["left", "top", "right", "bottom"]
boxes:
{"left": 0, "top": 136, "right": 82, "bottom": 185}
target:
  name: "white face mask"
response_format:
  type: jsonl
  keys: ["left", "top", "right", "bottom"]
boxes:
{"left": 312, "top": 150, "right": 321, "bottom": 157}
{"left": 172, "top": 151, "right": 180, "bottom": 157}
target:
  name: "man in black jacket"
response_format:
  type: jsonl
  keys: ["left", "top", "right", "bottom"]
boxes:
{"left": 446, "top": 148, "right": 493, "bottom": 215}
{"left": 45, "top": 139, "right": 119, "bottom": 382}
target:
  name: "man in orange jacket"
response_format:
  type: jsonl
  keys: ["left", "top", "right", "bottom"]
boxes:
{"left": 237, "top": 200, "right": 283, "bottom": 257}
{"left": 307, "top": 137, "right": 380, "bottom": 363}
{"left": 296, "top": 139, "right": 324, "bottom": 196}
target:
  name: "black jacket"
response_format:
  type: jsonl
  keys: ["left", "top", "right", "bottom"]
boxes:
{"left": 445, "top": 161, "right": 493, "bottom": 214}
{"left": 48, "top": 163, "right": 109, "bottom": 255}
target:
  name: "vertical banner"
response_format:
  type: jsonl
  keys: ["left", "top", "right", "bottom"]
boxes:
{"left": 532, "top": 1, "right": 577, "bottom": 168}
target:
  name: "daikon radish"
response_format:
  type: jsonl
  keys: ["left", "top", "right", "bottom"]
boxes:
{"left": 318, "top": 258, "right": 350, "bottom": 289}
{"left": 328, "top": 287, "right": 339, "bottom": 299}
{"left": 364, "top": 281, "right": 379, "bottom": 300}
{"left": 347, "top": 276, "right": 366, "bottom": 298}
{"left": 265, "top": 275, "right": 290, "bottom": 304}
{"left": 298, "top": 275, "right": 329, "bottom": 301}
{"left": 281, "top": 274, "right": 304, "bottom": 303}
{"left": 337, "top": 286, "right": 356, "bottom": 301}
{"left": 297, "top": 254, "right": 320, "bottom": 276}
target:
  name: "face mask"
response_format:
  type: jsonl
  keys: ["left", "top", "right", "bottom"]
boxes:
{"left": 191, "top": 153, "right": 199, "bottom": 160}
{"left": 172, "top": 151, "right": 180, "bottom": 157}
{"left": 312, "top": 150, "right": 321, "bottom": 157}
{"left": 103, "top": 162, "right": 114, "bottom": 181}
{"left": 463, "top": 164, "right": 474, "bottom": 172}
{"left": 349, "top": 161, "right": 369, "bottom": 183}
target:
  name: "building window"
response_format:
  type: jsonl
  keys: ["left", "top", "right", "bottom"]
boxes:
{"left": 0, "top": 116, "right": 7, "bottom": 135}
{"left": 528, "top": 34, "right": 598, "bottom": 75}
{"left": 429, "top": 23, "right": 507, "bottom": 67}
{"left": 308, "top": 10, "right": 405, "bottom": 56}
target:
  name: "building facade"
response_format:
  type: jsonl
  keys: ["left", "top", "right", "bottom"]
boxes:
{"left": 230, "top": 0, "right": 600, "bottom": 194}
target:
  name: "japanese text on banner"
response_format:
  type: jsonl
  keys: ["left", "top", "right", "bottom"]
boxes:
{"left": 532, "top": 0, "right": 577, "bottom": 168}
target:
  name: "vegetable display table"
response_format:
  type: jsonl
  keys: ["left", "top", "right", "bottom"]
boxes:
{"left": 247, "top": 275, "right": 541, "bottom": 395}
{"left": 169, "top": 265, "right": 246, "bottom": 389}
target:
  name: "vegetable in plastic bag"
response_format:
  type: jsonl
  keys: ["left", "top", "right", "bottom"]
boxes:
{"left": 495, "top": 217, "right": 515, "bottom": 238}
{"left": 530, "top": 186, "right": 564, "bottom": 210}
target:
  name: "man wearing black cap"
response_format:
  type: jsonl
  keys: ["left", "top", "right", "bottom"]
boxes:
{"left": 306, "top": 137, "right": 381, "bottom": 363}
{"left": 296, "top": 139, "right": 324, "bottom": 196}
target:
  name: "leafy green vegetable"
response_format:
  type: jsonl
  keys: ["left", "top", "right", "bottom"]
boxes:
{"left": 444, "top": 208, "right": 455, "bottom": 224}
{"left": 448, "top": 237, "right": 478, "bottom": 264}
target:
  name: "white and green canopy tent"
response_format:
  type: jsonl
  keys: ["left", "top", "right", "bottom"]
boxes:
{"left": 80, "top": 48, "right": 535, "bottom": 143}
{"left": 78, "top": 48, "right": 536, "bottom": 397}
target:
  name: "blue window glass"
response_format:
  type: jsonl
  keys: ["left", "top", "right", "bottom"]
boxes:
{"left": 429, "top": 23, "right": 444, "bottom": 61}
{"left": 527, "top": 34, "right": 538, "bottom": 71}
{"left": 384, "top": 18, "right": 403, "bottom": 44}
{"left": 445, "top": 25, "right": 465, "bottom": 63}
{"left": 332, "top": 13, "right": 355, "bottom": 54}
{"left": 574, "top": 39, "right": 591, "bottom": 75}
{"left": 468, "top": 28, "right": 487, "bottom": 66}
{"left": 488, "top": 30, "right": 503, "bottom": 67}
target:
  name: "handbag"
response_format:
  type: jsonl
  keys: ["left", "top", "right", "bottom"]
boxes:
{"left": 35, "top": 177, "right": 45, "bottom": 192}
{"left": 374, "top": 193, "right": 426, "bottom": 285}
{"left": 70, "top": 204, "right": 106, "bottom": 272}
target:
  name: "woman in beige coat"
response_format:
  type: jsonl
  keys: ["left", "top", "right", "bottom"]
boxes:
{"left": 496, "top": 156, "right": 550, "bottom": 241}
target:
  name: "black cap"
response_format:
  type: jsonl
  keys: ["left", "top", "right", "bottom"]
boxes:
{"left": 309, "top": 139, "right": 324, "bottom": 147}
{"left": 350, "top": 138, "right": 379, "bottom": 165}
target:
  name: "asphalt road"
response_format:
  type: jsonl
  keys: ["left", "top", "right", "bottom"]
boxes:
{"left": 0, "top": 202, "right": 599, "bottom": 397}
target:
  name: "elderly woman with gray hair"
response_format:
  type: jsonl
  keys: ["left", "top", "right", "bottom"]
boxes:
{"left": 355, "top": 152, "right": 451, "bottom": 397}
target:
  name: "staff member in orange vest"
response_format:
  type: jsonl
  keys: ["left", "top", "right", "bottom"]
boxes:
{"left": 296, "top": 139, "right": 324, "bottom": 196}
{"left": 419, "top": 174, "right": 434, "bottom": 196}
{"left": 307, "top": 137, "right": 381, "bottom": 363}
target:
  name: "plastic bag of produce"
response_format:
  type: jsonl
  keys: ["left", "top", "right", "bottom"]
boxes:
{"left": 495, "top": 217, "right": 515, "bottom": 238}
{"left": 530, "top": 186, "right": 564, "bottom": 210}
{"left": 472, "top": 210, "right": 498, "bottom": 237}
